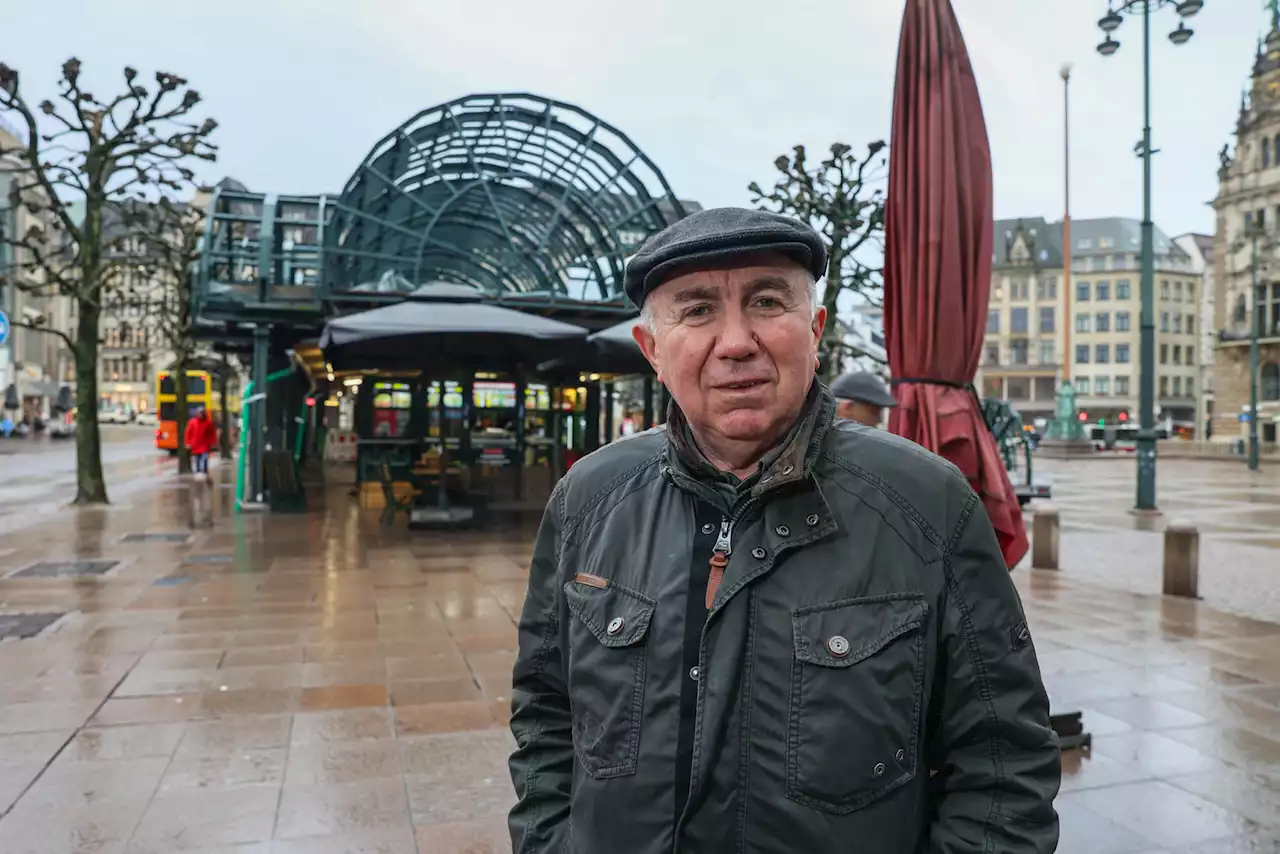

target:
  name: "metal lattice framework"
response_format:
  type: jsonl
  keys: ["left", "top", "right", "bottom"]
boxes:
{"left": 326, "top": 93, "right": 689, "bottom": 300}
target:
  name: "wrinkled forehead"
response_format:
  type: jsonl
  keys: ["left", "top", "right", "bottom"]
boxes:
{"left": 648, "top": 250, "right": 809, "bottom": 304}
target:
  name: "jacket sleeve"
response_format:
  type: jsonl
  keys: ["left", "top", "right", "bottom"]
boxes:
{"left": 927, "top": 492, "right": 1060, "bottom": 854}
{"left": 508, "top": 484, "right": 574, "bottom": 852}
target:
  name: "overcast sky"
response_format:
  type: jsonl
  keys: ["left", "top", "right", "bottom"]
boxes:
{"left": 1, "top": 0, "right": 1270, "bottom": 239}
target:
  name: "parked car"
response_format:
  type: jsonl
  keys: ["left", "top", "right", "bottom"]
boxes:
{"left": 135, "top": 411, "right": 158, "bottom": 426}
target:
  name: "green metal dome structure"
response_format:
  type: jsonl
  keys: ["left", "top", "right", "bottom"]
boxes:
{"left": 194, "top": 92, "right": 693, "bottom": 328}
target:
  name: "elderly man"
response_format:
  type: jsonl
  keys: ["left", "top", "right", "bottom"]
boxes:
{"left": 508, "top": 208, "right": 1059, "bottom": 853}
{"left": 832, "top": 370, "right": 899, "bottom": 428}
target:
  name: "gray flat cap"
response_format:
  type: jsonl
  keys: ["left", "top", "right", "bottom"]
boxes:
{"left": 830, "top": 372, "right": 898, "bottom": 408}
{"left": 624, "top": 207, "right": 828, "bottom": 307}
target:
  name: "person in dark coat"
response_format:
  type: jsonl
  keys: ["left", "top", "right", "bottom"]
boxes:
{"left": 508, "top": 207, "right": 1060, "bottom": 854}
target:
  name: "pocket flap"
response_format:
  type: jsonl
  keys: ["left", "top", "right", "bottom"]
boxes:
{"left": 792, "top": 594, "right": 928, "bottom": 668}
{"left": 565, "top": 578, "right": 655, "bottom": 648}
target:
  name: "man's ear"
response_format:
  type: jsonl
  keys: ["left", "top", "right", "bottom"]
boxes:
{"left": 811, "top": 305, "right": 828, "bottom": 345}
{"left": 632, "top": 322, "right": 663, "bottom": 383}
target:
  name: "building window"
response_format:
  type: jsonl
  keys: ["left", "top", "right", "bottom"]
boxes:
{"left": 1095, "top": 376, "right": 1110, "bottom": 396}
{"left": 1076, "top": 344, "right": 1090, "bottom": 364}
{"left": 1039, "top": 307, "right": 1055, "bottom": 333}
{"left": 1078, "top": 239, "right": 1093, "bottom": 250}
{"left": 1096, "top": 344, "right": 1110, "bottom": 363}
{"left": 1187, "top": 345, "right": 1194, "bottom": 363}
{"left": 1161, "top": 312, "right": 1170, "bottom": 332}
{"left": 1117, "top": 311, "right": 1131, "bottom": 331}
{"left": 987, "top": 310, "right": 1000, "bottom": 333}
{"left": 1099, "top": 236, "right": 1114, "bottom": 249}
{"left": 1096, "top": 312, "right": 1110, "bottom": 332}
{"left": 1037, "top": 276, "right": 1057, "bottom": 300}
{"left": 1116, "top": 375, "right": 1130, "bottom": 395}
{"left": 983, "top": 343, "right": 1000, "bottom": 365}
{"left": 1265, "top": 136, "right": 1273, "bottom": 168}
{"left": 1161, "top": 280, "right": 1170, "bottom": 299}
{"left": 1011, "top": 307, "right": 1028, "bottom": 334}
{"left": 1234, "top": 294, "right": 1248, "bottom": 325}
{"left": 1173, "top": 345, "right": 1182, "bottom": 365}
{"left": 1034, "top": 376, "right": 1056, "bottom": 400}
{"left": 1007, "top": 377, "right": 1030, "bottom": 399}
{"left": 1186, "top": 377, "right": 1194, "bottom": 397}
{"left": 1012, "top": 279, "right": 1029, "bottom": 300}
{"left": 1173, "top": 376, "right": 1182, "bottom": 396}
{"left": 1117, "top": 279, "right": 1131, "bottom": 299}
{"left": 1174, "top": 313, "right": 1182, "bottom": 333}
{"left": 1077, "top": 281, "right": 1090, "bottom": 301}
{"left": 1160, "top": 376, "right": 1169, "bottom": 396}
{"left": 1160, "top": 343, "right": 1169, "bottom": 364}
{"left": 1174, "top": 281, "right": 1183, "bottom": 302}
{"left": 1009, "top": 339, "right": 1029, "bottom": 365}
{"left": 1261, "top": 362, "right": 1280, "bottom": 400}
{"left": 1076, "top": 313, "right": 1091, "bottom": 333}
{"left": 1039, "top": 339, "right": 1056, "bottom": 365}
{"left": 1076, "top": 376, "right": 1091, "bottom": 394}
{"left": 1096, "top": 280, "right": 1111, "bottom": 300}
{"left": 1117, "top": 343, "right": 1131, "bottom": 363}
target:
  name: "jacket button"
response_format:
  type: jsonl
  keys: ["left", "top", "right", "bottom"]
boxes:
{"left": 751, "top": 547, "right": 767, "bottom": 560}
{"left": 827, "top": 635, "right": 850, "bottom": 656}
{"left": 895, "top": 749, "right": 906, "bottom": 762}
{"left": 806, "top": 513, "right": 820, "bottom": 526}
{"left": 701, "top": 522, "right": 715, "bottom": 534}
{"left": 606, "top": 617, "right": 625, "bottom": 635}
{"left": 775, "top": 525, "right": 790, "bottom": 536}
{"left": 689, "top": 666, "right": 700, "bottom": 680}
{"left": 782, "top": 465, "right": 794, "bottom": 476}
{"left": 873, "top": 762, "right": 886, "bottom": 778}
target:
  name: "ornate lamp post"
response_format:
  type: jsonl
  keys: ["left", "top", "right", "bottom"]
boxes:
{"left": 1095, "top": 0, "right": 1204, "bottom": 512}
{"left": 1232, "top": 222, "right": 1271, "bottom": 472}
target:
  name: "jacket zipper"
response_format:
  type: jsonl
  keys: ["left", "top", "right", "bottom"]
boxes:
{"left": 705, "top": 518, "right": 732, "bottom": 609}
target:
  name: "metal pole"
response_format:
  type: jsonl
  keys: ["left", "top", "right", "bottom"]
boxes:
{"left": 249, "top": 324, "right": 270, "bottom": 503}
{"left": 1061, "top": 64, "right": 1073, "bottom": 387}
{"left": 1250, "top": 233, "right": 1261, "bottom": 471}
{"left": 1135, "top": 0, "right": 1158, "bottom": 511}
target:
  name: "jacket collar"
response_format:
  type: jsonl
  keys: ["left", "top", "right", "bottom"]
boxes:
{"left": 665, "top": 380, "right": 835, "bottom": 499}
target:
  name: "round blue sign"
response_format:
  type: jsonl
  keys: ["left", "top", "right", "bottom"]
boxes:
{"left": 0, "top": 309, "right": 9, "bottom": 347}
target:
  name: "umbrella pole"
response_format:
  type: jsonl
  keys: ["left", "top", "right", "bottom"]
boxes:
{"left": 437, "top": 383, "right": 450, "bottom": 512}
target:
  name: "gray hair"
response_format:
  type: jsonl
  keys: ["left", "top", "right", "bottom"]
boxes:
{"left": 637, "top": 274, "right": 820, "bottom": 331}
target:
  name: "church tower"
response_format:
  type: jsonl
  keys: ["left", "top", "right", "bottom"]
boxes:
{"left": 1208, "top": 4, "right": 1280, "bottom": 444}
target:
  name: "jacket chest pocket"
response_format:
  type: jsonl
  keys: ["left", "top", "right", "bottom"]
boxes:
{"left": 786, "top": 593, "right": 929, "bottom": 815}
{"left": 564, "top": 579, "right": 655, "bottom": 780}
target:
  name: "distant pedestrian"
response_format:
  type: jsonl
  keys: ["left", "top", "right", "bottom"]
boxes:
{"left": 184, "top": 407, "right": 218, "bottom": 476}
{"left": 831, "top": 370, "right": 899, "bottom": 427}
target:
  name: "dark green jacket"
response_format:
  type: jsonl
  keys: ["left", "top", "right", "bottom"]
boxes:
{"left": 509, "top": 384, "right": 1060, "bottom": 853}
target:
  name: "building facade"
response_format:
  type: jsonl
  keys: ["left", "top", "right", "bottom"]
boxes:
{"left": 982, "top": 217, "right": 1203, "bottom": 433}
{"left": 0, "top": 123, "right": 76, "bottom": 422}
{"left": 1210, "top": 22, "right": 1280, "bottom": 446}
{"left": 1174, "top": 233, "right": 1216, "bottom": 439}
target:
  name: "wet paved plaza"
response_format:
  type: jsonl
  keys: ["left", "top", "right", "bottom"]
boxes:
{"left": 0, "top": 456, "right": 1277, "bottom": 852}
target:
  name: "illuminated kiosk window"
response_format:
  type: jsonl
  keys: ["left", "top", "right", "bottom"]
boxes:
{"left": 372, "top": 381, "right": 412, "bottom": 437}
{"left": 425, "top": 381, "right": 465, "bottom": 448}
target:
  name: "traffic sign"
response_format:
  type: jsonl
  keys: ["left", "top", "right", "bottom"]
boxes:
{"left": 0, "top": 309, "right": 9, "bottom": 346}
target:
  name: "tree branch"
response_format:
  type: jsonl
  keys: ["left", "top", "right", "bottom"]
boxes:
{"left": 15, "top": 319, "right": 78, "bottom": 357}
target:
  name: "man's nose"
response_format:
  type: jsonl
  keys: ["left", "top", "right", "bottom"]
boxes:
{"left": 712, "top": 314, "right": 759, "bottom": 360}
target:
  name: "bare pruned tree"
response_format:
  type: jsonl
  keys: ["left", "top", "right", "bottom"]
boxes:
{"left": 105, "top": 198, "right": 206, "bottom": 474}
{"left": 0, "top": 58, "right": 216, "bottom": 503}
{"left": 749, "top": 141, "right": 887, "bottom": 378}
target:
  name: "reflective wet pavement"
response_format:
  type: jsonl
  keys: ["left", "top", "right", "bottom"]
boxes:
{"left": 0, "top": 459, "right": 1276, "bottom": 852}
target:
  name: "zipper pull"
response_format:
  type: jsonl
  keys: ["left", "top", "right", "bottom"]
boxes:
{"left": 706, "top": 519, "right": 732, "bottom": 609}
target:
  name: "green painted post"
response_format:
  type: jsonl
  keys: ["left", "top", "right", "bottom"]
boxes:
{"left": 1135, "top": 0, "right": 1158, "bottom": 512}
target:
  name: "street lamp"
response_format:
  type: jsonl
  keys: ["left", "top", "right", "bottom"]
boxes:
{"left": 1095, "top": 0, "right": 1203, "bottom": 512}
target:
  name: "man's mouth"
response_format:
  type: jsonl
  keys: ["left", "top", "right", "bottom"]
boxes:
{"left": 718, "top": 380, "right": 767, "bottom": 390}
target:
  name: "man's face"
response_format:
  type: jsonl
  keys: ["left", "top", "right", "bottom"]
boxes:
{"left": 633, "top": 255, "right": 825, "bottom": 451}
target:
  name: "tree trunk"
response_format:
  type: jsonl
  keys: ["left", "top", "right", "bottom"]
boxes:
{"left": 818, "top": 235, "right": 847, "bottom": 383}
{"left": 72, "top": 299, "right": 109, "bottom": 504}
{"left": 175, "top": 361, "right": 191, "bottom": 474}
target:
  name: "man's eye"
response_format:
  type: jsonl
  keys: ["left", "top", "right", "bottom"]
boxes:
{"left": 755, "top": 297, "right": 781, "bottom": 308}
{"left": 685, "top": 305, "right": 712, "bottom": 317}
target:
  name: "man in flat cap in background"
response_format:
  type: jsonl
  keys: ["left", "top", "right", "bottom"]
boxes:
{"left": 832, "top": 370, "right": 899, "bottom": 428}
{"left": 508, "top": 208, "right": 1059, "bottom": 854}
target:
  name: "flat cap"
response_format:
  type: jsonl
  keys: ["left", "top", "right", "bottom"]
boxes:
{"left": 830, "top": 372, "right": 898, "bottom": 408}
{"left": 624, "top": 207, "right": 828, "bottom": 307}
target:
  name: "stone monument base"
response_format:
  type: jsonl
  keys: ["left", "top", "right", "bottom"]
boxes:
{"left": 1036, "top": 438, "right": 1095, "bottom": 460}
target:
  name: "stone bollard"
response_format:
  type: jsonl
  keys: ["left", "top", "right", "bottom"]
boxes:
{"left": 1163, "top": 522, "right": 1199, "bottom": 598}
{"left": 1031, "top": 505, "right": 1059, "bottom": 570}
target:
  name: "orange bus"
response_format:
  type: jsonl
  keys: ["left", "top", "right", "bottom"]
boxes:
{"left": 154, "top": 369, "right": 212, "bottom": 453}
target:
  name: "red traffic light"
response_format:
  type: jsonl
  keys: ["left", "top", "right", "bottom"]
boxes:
{"left": 1077, "top": 412, "right": 1088, "bottom": 421}
{"left": 1118, "top": 411, "right": 1128, "bottom": 421}
{"left": 305, "top": 397, "right": 316, "bottom": 407}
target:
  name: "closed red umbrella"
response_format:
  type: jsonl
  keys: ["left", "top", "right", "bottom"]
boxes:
{"left": 883, "top": 0, "right": 1028, "bottom": 568}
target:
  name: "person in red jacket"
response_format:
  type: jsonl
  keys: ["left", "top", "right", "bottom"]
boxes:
{"left": 184, "top": 406, "right": 218, "bottom": 476}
